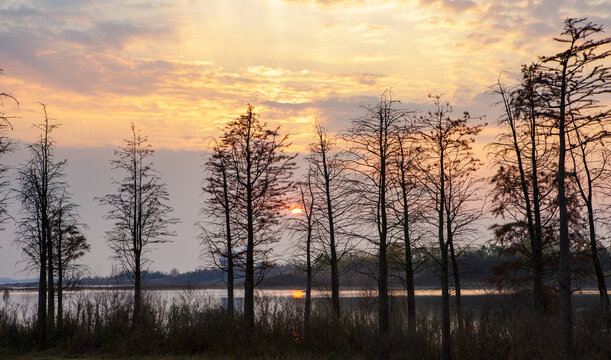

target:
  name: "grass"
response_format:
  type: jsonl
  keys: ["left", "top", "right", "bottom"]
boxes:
{"left": 0, "top": 289, "right": 609, "bottom": 359}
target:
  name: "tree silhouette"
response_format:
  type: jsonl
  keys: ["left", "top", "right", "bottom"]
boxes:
{"left": 415, "top": 94, "right": 483, "bottom": 360}
{"left": 307, "top": 119, "right": 358, "bottom": 320}
{"left": 14, "top": 105, "right": 66, "bottom": 341}
{"left": 490, "top": 66, "right": 553, "bottom": 312}
{"left": 200, "top": 139, "right": 242, "bottom": 318}
{"left": 286, "top": 166, "right": 318, "bottom": 339}
{"left": 52, "top": 190, "right": 89, "bottom": 328}
{"left": 219, "top": 104, "right": 296, "bottom": 330}
{"left": 567, "top": 115, "right": 610, "bottom": 317}
{"left": 388, "top": 117, "right": 422, "bottom": 332}
{"left": 97, "top": 124, "right": 178, "bottom": 323}
{"left": 539, "top": 18, "right": 611, "bottom": 358}
{"left": 344, "top": 90, "right": 409, "bottom": 357}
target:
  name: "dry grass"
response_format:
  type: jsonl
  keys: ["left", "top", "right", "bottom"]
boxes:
{"left": 0, "top": 290, "right": 609, "bottom": 359}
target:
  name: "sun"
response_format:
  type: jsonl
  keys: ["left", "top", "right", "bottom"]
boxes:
{"left": 292, "top": 290, "right": 305, "bottom": 298}
{"left": 291, "top": 207, "right": 302, "bottom": 215}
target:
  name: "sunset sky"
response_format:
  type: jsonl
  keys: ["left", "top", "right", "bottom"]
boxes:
{"left": 0, "top": 0, "right": 609, "bottom": 278}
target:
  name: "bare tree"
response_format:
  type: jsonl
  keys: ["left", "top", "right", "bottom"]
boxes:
{"left": 307, "top": 119, "right": 357, "bottom": 320}
{"left": 415, "top": 94, "right": 483, "bottom": 360}
{"left": 538, "top": 18, "right": 611, "bottom": 359}
{"left": 343, "top": 90, "right": 409, "bottom": 353}
{"left": 200, "top": 139, "right": 242, "bottom": 318}
{"left": 97, "top": 124, "right": 178, "bottom": 322}
{"left": 52, "top": 190, "right": 89, "bottom": 328}
{"left": 490, "top": 67, "right": 551, "bottom": 312}
{"left": 388, "top": 119, "right": 422, "bottom": 332}
{"left": 286, "top": 167, "right": 317, "bottom": 339}
{"left": 14, "top": 105, "right": 65, "bottom": 340}
{"left": 567, "top": 122, "right": 610, "bottom": 317}
{"left": 443, "top": 127, "right": 485, "bottom": 327}
{"left": 219, "top": 105, "right": 296, "bottom": 330}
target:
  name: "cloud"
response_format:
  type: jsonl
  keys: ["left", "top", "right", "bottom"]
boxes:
{"left": 419, "top": 0, "right": 476, "bottom": 13}
{"left": 279, "top": 0, "right": 365, "bottom": 5}
{"left": 59, "top": 20, "right": 170, "bottom": 50}
{"left": 2, "top": 0, "right": 609, "bottom": 153}
{"left": 348, "top": 22, "right": 390, "bottom": 40}
{"left": 281, "top": 0, "right": 476, "bottom": 12}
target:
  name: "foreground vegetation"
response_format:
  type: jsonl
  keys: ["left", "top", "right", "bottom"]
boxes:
{"left": 0, "top": 291, "right": 608, "bottom": 360}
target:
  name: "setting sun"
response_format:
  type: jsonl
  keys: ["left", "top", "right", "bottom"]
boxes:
{"left": 291, "top": 208, "right": 302, "bottom": 215}
{"left": 291, "top": 290, "right": 305, "bottom": 299}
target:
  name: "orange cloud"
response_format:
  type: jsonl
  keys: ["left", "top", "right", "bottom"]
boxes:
{"left": 1, "top": 0, "right": 608, "bottom": 153}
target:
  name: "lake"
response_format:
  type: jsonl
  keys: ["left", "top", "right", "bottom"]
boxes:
{"left": 1, "top": 287, "right": 606, "bottom": 323}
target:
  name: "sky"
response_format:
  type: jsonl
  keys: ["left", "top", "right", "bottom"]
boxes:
{"left": 0, "top": 0, "right": 610, "bottom": 278}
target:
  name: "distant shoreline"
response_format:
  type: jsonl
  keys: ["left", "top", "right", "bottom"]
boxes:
{"left": 1, "top": 283, "right": 608, "bottom": 296}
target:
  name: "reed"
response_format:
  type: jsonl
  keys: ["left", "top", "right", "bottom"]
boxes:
{"left": 0, "top": 290, "right": 608, "bottom": 359}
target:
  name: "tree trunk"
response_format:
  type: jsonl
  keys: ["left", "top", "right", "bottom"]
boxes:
{"left": 226, "top": 248, "right": 234, "bottom": 319}
{"left": 378, "top": 236, "right": 389, "bottom": 334}
{"left": 244, "top": 159, "right": 255, "bottom": 331}
{"left": 378, "top": 133, "right": 389, "bottom": 337}
{"left": 321, "top": 147, "right": 340, "bottom": 319}
{"left": 378, "top": 234, "right": 390, "bottom": 359}
{"left": 501, "top": 83, "right": 544, "bottom": 313}
{"left": 529, "top": 103, "right": 545, "bottom": 314}
{"left": 41, "top": 118, "right": 54, "bottom": 331}
{"left": 403, "top": 204, "right": 416, "bottom": 333}
{"left": 132, "top": 132, "right": 142, "bottom": 326}
{"left": 440, "top": 215, "right": 451, "bottom": 360}
{"left": 222, "top": 167, "right": 234, "bottom": 318}
{"left": 586, "top": 202, "right": 609, "bottom": 318}
{"left": 439, "top": 146, "right": 451, "bottom": 360}
{"left": 447, "top": 224, "right": 462, "bottom": 329}
{"left": 558, "top": 63, "right": 572, "bottom": 360}
{"left": 304, "top": 224, "right": 312, "bottom": 339}
{"left": 570, "top": 139, "right": 609, "bottom": 321}
{"left": 377, "top": 112, "right": 390, "bottom": 360}
{"left": 45, "top": 217, "right": 55, "bottom": 329}
{"left": 57, "top": 262, "right": 63, "bottom": 329}
{"left": 38, "top": 244, "right": 47, "bottom": 344}
{"left": 134, "top": 252, "right": 142, "bottom": 323}
{"left": 330, "top": 239, "right": 340, "bottom": 320}
{"left": 398, "top": 143, "right": 416, "bottom": 333}
{"left": 46, "top": 232, "right": 55, "bottom": 329}
{"left": 57, "top": 227, "right": 63, "bottom": 329}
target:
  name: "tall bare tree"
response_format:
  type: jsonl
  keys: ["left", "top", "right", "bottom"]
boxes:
{"left": 219, "top": 105, "right": 296, "bottom": 330}
{"left": 307, "top": 120, "right": 356, "bottom": 320}
{"left": 416, "top": 94, "right": 482, "bottom": 360}
{"left": 539, "top": 18, "right": 611, "bottom": 359}
{"left": 52, "top": 190, "right": 89, "bottom": 328}
{"left": 490, "top": 66, "right": 554, "bottom": 312}
{"left": 344, "top": 90, "right": 409, "bottom": 355}
{"left": 443, "top": 125, "right": 484, "bottom": 327}
{"left": 200, "top": 139, "right": 241, "bottom": 318}
{"left": 286, "top": 167, "right": 317, "bottom": 339}
{"left": 489, "top": 70, "right": 563, "bottom": 308}
{"left": 14, "top": 105, "right": 65, "bottom": 340}
{"left": 97, "top": 124, "right": 178, "bottom": 322}
{"left": 567, "top": 122, "right": 610, "bottom": 317}
{"left": 388, "top": 119, "right": 422, "bottom": 332}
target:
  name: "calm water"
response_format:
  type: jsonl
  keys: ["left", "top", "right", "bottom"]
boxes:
{"left": 0, "top": 287, "right": 605, "bottom": 321}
